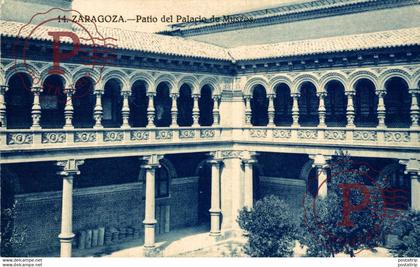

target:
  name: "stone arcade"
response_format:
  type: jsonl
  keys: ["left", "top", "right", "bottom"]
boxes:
{"left": 1, "top": 0, "right": 420, "bottom": 257}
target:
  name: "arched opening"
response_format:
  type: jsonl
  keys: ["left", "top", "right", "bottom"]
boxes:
{"left": 5, "top": 73, "right": 33, "bottom": 129}
{"left": 384, "top": 77, "right": 411, "bottom": 128}
{"left": 298, "top": 82, "right": 319, "bottom": 126}
{"left": 354, "top": 79, "right": 378, "bottom": 127}
{"left": 274, "top": 83, "right": 292, "bottom": 126}
{"left": 251, "top": 85, "right": 268, "bottom": 126}
{"left": 177, "top": 84, "right": 193, "bottom": 126}
{"left": 198, "top": 85, "right": 214, "bottom": 126}
{"left": 102, "top": 79, "right": 123, "bottom": 128}
{"left": 197, "top": 162, "right": 211, "bottom": 225}
{"left": 40, "top": 75, "right": 66, "bottom": 128}
{"left": 129, "top": 80, "right": 148, "bottom": 127}
{"left": 325, "top": 80, "right": 347, "bottom": 127}
{"left": 154, "top": 82, "right": 171, "bottom": 127}
{"left": 73, "top": 77, "right": 95, "bottom": 128}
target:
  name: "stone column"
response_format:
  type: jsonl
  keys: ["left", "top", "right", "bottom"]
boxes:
{"left": 121, "top": 90, "right": 130, "bottom": 128}
{"left": 318, "top": 92, "right": 326, "bottom": 127}
{"left": 244, "top": 96, "right": 251, "bottom": 126}
{"left": 170, "top": 93, "right": 178, "bottom": 127}
{"left": 146, "top": 93, "right": 156, "bottom": 128}
{"left": 310, "top": 154, "right": 331, "bottom": 199}
{"left": 376, "top": 90, "right": 386, "bottom": 128}
{"left": 141, "top": 155, "right": 163, "bottom": 248}
{"left": 212, "top": 95, "right": 221, "bottom": 126}
{"left": 93, "top": 90, "right": 104, "bottom": 129}
{"left": 409, "top": 89, "right": 419, "bottom": 128}
{"left": 0, "top": 85, "right": 7, "bottom": 128}
{"left": 63, "top": 88, "right": 74, "bottom": 129}
{"left": 267, "top": 94, "right": 275, "bottom": 127}
{"left": 400, "top": 159, "right": 420, "bottom": 211}
{"left": 208, "top": 153, "right": 222, "bottom": 236}
{"left": 291, "top": 93, "right": 300, "bottom": 127}
{"left": 56, "top": 159, "right": 85, "bottom": 257}
{"left": 345, "top": 91, "right": 355, "bottom": 127}
{"left": 192, "top": 94, "right": 200, "bottom": 127}
{"left": 243, "top": 152, "right": 257, "bottom": 209}
{"left": 31, "top": 86, "right": 42, "bottom": 129}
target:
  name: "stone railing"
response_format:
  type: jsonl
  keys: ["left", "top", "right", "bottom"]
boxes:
{"left": 242, "top": 126, "right": 419, "bottom": 148}
{"left": 0, "top": 127, "right": 224, "bottom": 148}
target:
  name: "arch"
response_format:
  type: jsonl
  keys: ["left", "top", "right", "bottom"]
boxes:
{"left": 177, "top": 75, "right": 199, "bottom": 95}
{"left": 40, "top": 74, "right": 66, "bottom": 128}
{"left": 177, "top": 83, "right": 194, "bottom": 126}
{"left": 269, "top": 75, "right": 293, "bottom": 95}
{"left": 198, "top": 76, "right": 221, "bottom": 96}
{"left": 354, "top": 78, "right": 378, "bottom": 127}
{"left": 324, "top": 80, "right": 347, "bottom": 126}
{"left": 154, "top": 82, "right": 171, "bottom": 127}
{"left": 72, "top": 67, "right": 101, "bottom": 88}
{"left": 251, "top": 84, "right": 268, "bottom": 126}
{"left": 348, "top": 70, "right": 379, "bottom": 91}
{"left": 298, "top": 81, "right": 319, "bottom": 126}
{"left": 129, "top": 80, "right": 148, "bottom": 127}
{"left": 243, "top": 76, "right": 269, "bottom": 96}
{"left": 128, "top": 71, "right": 154, "bottom": 92}
{"left": 5, "top": 62, "right": 38, "bottom": 86}
{"left": 154, "top": 73, "right": 176, "bottom": 94}
{"left": 102, "top": 78, "right": 123, "bottom": 127}
{"left": 5, "top": 72, "right": 33, "bottom": 129}
{"left": 293, "top": 73, "right": 320, "bottom": 94}
{"left": 73, "top": 76, "right": 95, "bottom": 128}
{"left": 384, "top": 77, "right": 411, "bottom": 127}
{"left": 273, "top": 83, "right": 292, "bottom": 126}
{"left": 378, "top": 68, "right": 412, "bottom": 90}
{"left": 319, "top": 72, "right": 349, "bottom": 92}
{"left": 39, "top": 65, "right": 72, "bottom": 88}
{"left": 199, "top": 85, "right": 214, "bottom": 126}
{"left": 101, "top": 69, "right": 129, "bottom": 91}
{"left": 139, "top": 157, "right": 177, "bottom": 198}
{"left": 412, "top": 68, "right": 420, "bottom": 89}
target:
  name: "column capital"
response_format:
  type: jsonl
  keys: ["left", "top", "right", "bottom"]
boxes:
{"left": 409, "top": 88, "right": 420, "bottom": 94}
{"left": 94, "top": 89, "right": 104, "bottom": 95}
{"left": 121, "top": 90, "right": 131, "bottom": 97}
{"left": 345, "top": 90, "right": 355, "bottom": 96}
{"left": 56, "top": 159, "right": 85, "bottom": 176}
{"left": 317, "top": 91, "right": 327, "bottom": 98}
{"left": 0, "top": 85, "right": 8, "bottom": 93}
{"left": 64, "top": 87, "right": 74, "bottom": 94}
{"left": 147, "top": 91, "right": 156, "bottom": 97}
{"left": 141, "top": 155, "right": 163, "bottom": 169}
{"left": 212, "top": 94, "right": 221, "bottom": 101}
{"left": 242, "top": 151, "right": 258, "bottom": 165}
{"left": 170, "top": 93, "right": 179, "bottom": 98}
{"left": 399, "top": 158, "right": 420, "bottom": 175}
{"left": 309, "top": 154, "right": 332, "bottom": 168}
{"left": 375, "top": 89, "right": 386, "bottom": 97}
{"left": 291, "top": 92, "right": 300, "bottom": 98}
{"left": 31, "top": 86, "right": 42, "bottom": 93}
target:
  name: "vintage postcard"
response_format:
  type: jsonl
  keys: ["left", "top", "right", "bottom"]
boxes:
{"left": 0, "top": 0, "right": 419, "bottom": 266}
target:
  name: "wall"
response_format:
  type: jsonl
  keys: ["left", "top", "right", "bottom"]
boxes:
{"left": 259, "top": 176, "right": 306, "bottom": 210}
{"left": 186, "top": 6, "right": 420, "bottom": 47}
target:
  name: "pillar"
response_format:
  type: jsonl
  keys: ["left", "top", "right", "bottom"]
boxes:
{"left": 56, "top": 159, "right": 84, "bottom": 257}
{"left": 318, "top": 92, "right": 326, "bottom": 127}
{"left": 192, "top": 94, "right": 200, "bottom": 127}
{"left": 400, "top": 159, "right": 420, "bottom": 211}
{"left": 141, "top": 155, "right": 162, "bottom": 248}
{"left": 63, "top": 88, "right": 74, "bottom": 129}
{"left": 212, "top": 95, "right": 220, "bottom": 126}
{"left": 267, "top": 94, "right": 275, "bottom": 127}
{"left": 243, "top": 152, "right": 257, "bottom": 209}
{"left": 376, "top": 90, "right": 386, "bottom": 128}
{"left": 409, "top": 89, "right": 419, "bottom": 128}
{"left": 0, "top": 85, "right": 7, "bottom": 128}
{"left": 291, "top": 93, "right": 300, "bottom": 127}
{"left": 170, "top": 93, "right": 178, "bottom": 127}
{"left": 244, "top": 96, "right": 251, "bottom": 126}
{"left": 345, "top": 91, "right": 355, "bottom": 127}
{"left": 93, "top": 90, "right": 103, "bottom": 129}
{"left": 146, "top": 93, "right": 155, "bottom": 128}
{"left": 310, "top": 154, "right": 331, "bottom": 199}
{"left": 121, "top": 90, "right": 130, "bottom": 128}
{"left": 208, "top": 155, "right": 222, "bottom": 236}
{"left": 31, "top": 86, "right": 41, "bottom": 129}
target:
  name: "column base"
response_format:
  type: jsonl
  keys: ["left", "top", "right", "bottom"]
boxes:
{"left": 59, "top": 233, "right": 75, "bottom": 257}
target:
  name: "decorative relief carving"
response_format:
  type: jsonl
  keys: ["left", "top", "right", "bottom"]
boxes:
{"left": 384, "top": 131, "right": 410, "bottom": 142}
{"left": 7, "top": 133, "right": 33, "bottom": 145}
{"left": 250, "top": 129, "right": 267, "bottom": 138}
{"left": 297, "top": 129, "right": 318, "bottom": 139}
{"left": 103, "top": 131, "right": 124, "bottom": 142}
{"left": 220, "top": 150, "right": 243, "bottom": 159}
{"left": 324, "top": 130, "right": 346, "bottom": 140}
{"left": 156, "top": 130, "right": 173, "bottom": 140}
{"left": 200, "top": 129, "right": 215, "bottom": 138}
{"left": 42, "top": 132, "right": 66, "bottom": 143}
{"left": 130, "top": 130, "right": 149, "bottom": 140}
{"left": 273, "top": 129, "right": 291, "bottom": 138}
{"left": 74, "top": 132, "right": 96, "bottom": 143}
{"left": 179, "top": 129, "right": 195, "bottom": 139}
{"left": 353, "top": 130, "right": 377, "bottom": 141}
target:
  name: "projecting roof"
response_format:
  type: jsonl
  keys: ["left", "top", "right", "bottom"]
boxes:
{"left": 228, "top": 27, "right": 420, "bottom": 61}
{"left": 1, "top": 20, "right": 419, "bottom": 62}
{"left": 0, "top": 20, "right": 232, "bottom": 61}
